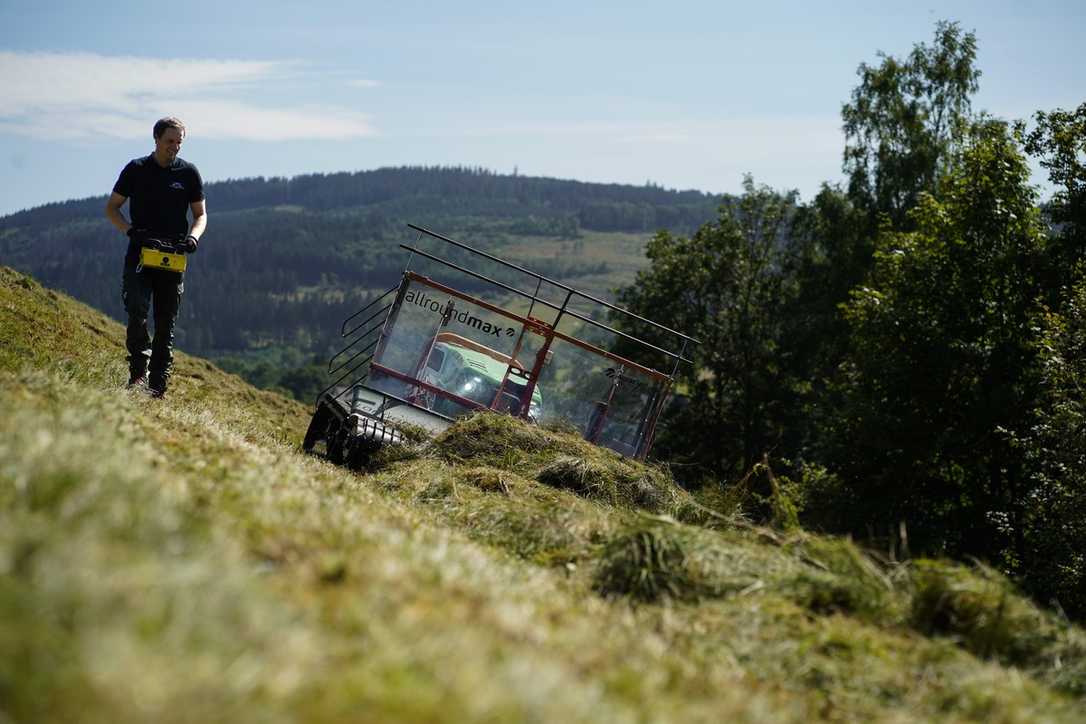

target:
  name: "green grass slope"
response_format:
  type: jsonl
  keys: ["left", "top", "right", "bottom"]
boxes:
{"left": 2, "top": 265, "right": 1085, "bottom": 723}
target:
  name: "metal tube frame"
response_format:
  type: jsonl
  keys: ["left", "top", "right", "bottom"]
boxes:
{"left": 400, "top": 244, "right": 694, "bottom": 366}
{"left": 407, "top": 223, "right": 699, "bottom": 345}
{"left": 317, "top": 223, "right": 698, "bottom": 460}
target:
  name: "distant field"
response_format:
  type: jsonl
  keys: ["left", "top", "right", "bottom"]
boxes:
{"left": 497, "top": 229, "right": 653, "bottom": 299}
{"left": 405, "top": 229, "right": 653, "bottom": 322}
{"left": 287, "top": 229, "right": 651, "bottom": 315}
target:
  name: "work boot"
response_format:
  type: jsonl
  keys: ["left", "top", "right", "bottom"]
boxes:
{"left": 148, "top": 377, "right": 167, "bottom": 399}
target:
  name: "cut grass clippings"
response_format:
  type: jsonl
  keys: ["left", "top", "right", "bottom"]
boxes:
{"left": 3, "top": 265, "right": 1086, "bottom": 722}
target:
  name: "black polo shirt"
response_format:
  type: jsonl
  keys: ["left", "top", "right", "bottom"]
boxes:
{"left": 113, "top": 154, "right": 204, "bottom": 238}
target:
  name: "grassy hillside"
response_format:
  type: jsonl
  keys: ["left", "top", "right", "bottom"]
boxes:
{"left": 2, "top": 265, "right": 1085, "bottom": 723}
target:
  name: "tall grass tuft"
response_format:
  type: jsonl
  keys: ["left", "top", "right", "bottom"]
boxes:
{"left": 784, "top": 536, "right": 900, "bottom": 621}
{"left": 536, "top": 455, "right": 681, "bottom": 513}
{"left": 432, "top": 412, "right": 583, "bottom": 465}
{"left": 594, "top": 519, "right": 694, "bottom": 602}
{"left": 593, "top": 517, "right": 810, "bottom": 604}
{"left": 909, "top": 559, "right": 1086, "bottom": 695}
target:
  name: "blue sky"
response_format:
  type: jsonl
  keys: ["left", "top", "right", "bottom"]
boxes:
{"left": 0, "top": 0, "right": 1082, "bottom": 216}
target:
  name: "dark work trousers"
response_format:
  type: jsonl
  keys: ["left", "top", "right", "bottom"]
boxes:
{"left": 122, "top": 257, "right": 184, "bottom": 392}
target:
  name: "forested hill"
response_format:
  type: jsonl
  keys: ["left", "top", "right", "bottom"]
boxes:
{"left": 0, "top": 166, "right": 721, "bottom": 362}
{"left": 3, "top": 165, "right": 720, "bottom": 230}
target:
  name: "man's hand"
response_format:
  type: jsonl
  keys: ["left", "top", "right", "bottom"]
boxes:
{"left": 183, "top": 234, "right": 199, "bottom": 253}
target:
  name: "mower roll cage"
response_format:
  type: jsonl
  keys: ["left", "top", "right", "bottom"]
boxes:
{"left": 318, "top": 224, "right": 699, "bottom": 460}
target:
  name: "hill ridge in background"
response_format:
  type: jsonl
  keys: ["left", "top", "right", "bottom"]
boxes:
{"left": 1, "top": 165, "right": 720, "bottom": 225}
{"left": 0, "top": 166, "right": 725, "bottom": 399}
{"left": 3, "top": 266, "right": 1085, "bottom": 722}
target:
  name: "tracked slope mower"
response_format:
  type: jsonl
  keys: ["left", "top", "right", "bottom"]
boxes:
{"left": 303, "top": 224, "right": 697, "bottom": 469}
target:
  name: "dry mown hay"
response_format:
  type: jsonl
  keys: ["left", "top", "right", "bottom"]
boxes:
{"left": 536, "top": 456, "right": 687, "bottom": 515}
{"left": 432, "top": 412, "right": 584, "bottom": 464}
{"left": 594, "top": 520, "right": 695, "bottom": 602}
{"left": 783, "top": 536, "right": 900, "bottom": 620}
{"left": 910, "top": 560, "right": 1053, "bottom": 660}
{"left": 593, "top": 518, "right": 809, "bottom": 604}
{"left": 908, "top": 559, "right": 1086, "bottom": 695}
{"left": 459, "top": 466, "right": 513, "bottom": 495}
{"left": 434, "top": 413, "right": 693, "bottom": 516}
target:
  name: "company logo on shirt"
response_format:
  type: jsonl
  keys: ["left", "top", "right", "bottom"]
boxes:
{"left": 169, "top": 182, "right": 185, "bottom": 191}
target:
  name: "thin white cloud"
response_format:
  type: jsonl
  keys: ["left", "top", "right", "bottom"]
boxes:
{"left": 415, "top": 116, "right": 844, "bottom": 173}
{"left": 347, "top": 79, "right": 381, "bottom": 88}
{"left": 0, "top": 51, "right": 376, "bottom": 141}
{"left": 152, "top": 100, "right": 374, "bottom": 142}
{"left": 461, "top": 117, "right": 841, "bottom": 147}
{"left": 408, "top": 116, "right": 847, "bottom": 198}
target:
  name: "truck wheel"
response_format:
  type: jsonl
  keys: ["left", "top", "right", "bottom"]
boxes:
{"left": 303, "top": 404, "right": 332, "bottom": 452}
{"left": 327, "top": 422, "right": 347, "bottom": 465}
{"left": 345, "top": 439, "right": 369, "bottom": 471}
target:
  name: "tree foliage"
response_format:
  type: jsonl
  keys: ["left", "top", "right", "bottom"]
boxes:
{"left": 1012, "top": 103, "right": 1086, "bottom": 616}
{"left": 1010, "top": 271, "right": 1086, "bottom": 617}
{"left": 825, "top": 120, "right": 1049, "bottom": 560}
{"left": 615, "top": 38, "right": 1086, "bottom": 619}
{"left": 777, "top": 184, "right": 873, "bottom": 456}
{"left": 842, "top": 21, "right": 980, "bottom": 228}
{"left": 1022, "top": 102, "right": 1086, "bottom": 287}
{"left": 617, "top": 177, "right": 799, "bottom": 481}
{"left": 614, "top": 24, "right": 1086, "bottom": 621}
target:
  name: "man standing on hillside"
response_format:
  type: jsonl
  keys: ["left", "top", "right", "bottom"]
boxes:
{"left": 105, "top": 117, "right": 207, "bottom": 398}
